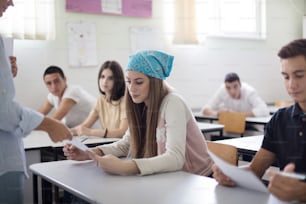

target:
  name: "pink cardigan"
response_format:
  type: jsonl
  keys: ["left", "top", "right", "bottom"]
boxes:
{"left": 100, "top": 93, "right": 213, "bottom": 176}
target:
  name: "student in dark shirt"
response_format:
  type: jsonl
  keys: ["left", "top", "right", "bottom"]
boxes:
{"left": 212, "top": 39, "right": 306, "bottom": 202}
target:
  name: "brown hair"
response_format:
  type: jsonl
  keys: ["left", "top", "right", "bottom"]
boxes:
{"left": 97, "top": 60, "right": 125, "bottom": 101}
{"left": 278, "top": 39, "right": 306, "bottom": 60}
{"left": 126, "top": 76, "right": 169, "bottom": 158}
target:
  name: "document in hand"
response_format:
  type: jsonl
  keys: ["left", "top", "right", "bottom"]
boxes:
{"left": 208, "top": 150, "right": 268, "bottom": 193}
{"left": 69, "top": 137, "right": 90, "bottom": 151}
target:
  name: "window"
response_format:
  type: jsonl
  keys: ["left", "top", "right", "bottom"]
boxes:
{"left": 0, "top": 0, "right": 56, "bottom": 40}
{"left": 165, "top": 0, "right": 266, "bottom": 44}
{"left": 197, "top": 0, "right": 266, "bottom": 40}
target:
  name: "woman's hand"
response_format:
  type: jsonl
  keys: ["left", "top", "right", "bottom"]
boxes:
{"left": 212, "top": 164, "right": 236, "bottom": 186}
{"left": 71, "top": 125, "right": 91, "bottom": 136}
{"left": 63, "top": 143, "right": 90, "bottom": 161}
{"left": 87, "top": 152, "right": 139, "bottom": 175}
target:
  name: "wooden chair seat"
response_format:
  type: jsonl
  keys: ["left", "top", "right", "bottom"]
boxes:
{"left": 206, "top": 141, "right": 238, "bottom": 166}
{"left": 218, "top": 112, "right": 246, "bottom": 135}
{"left": 274, "top": 101, "right": 293, "bottom": 107}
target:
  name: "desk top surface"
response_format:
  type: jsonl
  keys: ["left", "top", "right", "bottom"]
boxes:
{"left": 215, "top": 135, "right": 263, "bottom": 152}
{"left": 197, "top": 122, "right": 224, "bottom": 131}
{"left": 30, "top": 160, "right": 277, "bottom": 204}
{"left": 23, "top": 131, "right": 119, "bottom": 150}
{"left": 194, "top": 113, "right": 272, "bottom": 125}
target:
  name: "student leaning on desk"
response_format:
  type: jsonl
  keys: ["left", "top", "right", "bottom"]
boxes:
{"left": 201, "top": 72, "right": 269, "bottom": 117}
{"left": 0, "top": 1, "right": 72, "bottom": 203}
{"left": 212, "top": 39, "right": 306, "bottom": 202}
{"left": 70, "top": 60, "right": 128, "bottom": 138}
{"left": 38, "top": 65, "right": 97, "bottom": 128}
{"left": 64, "top": 50, "right": 213, "bottom": 176}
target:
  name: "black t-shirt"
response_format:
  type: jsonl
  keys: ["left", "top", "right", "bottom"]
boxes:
{"left": 262, "top": 103, "right": 306, "bottom": 173}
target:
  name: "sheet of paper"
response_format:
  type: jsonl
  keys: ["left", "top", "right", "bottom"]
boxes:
{"left": 69, "top": 137, "right": 90, "bottom": 151}
{"left": 208, "top": 150, "right": 268, "bottom": 193}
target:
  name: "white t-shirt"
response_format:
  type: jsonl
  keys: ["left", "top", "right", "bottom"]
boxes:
{"left": 47, "top": 85, "right": 96, "bottom": 127}
{"left": 201, "top": 82, "right": 269, "bottom": 117}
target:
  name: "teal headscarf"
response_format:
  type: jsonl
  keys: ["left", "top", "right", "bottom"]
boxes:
{"left": 126, "top": 50, "right": 174, "bottom": 80}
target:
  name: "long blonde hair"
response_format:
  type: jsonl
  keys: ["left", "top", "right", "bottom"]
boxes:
{"left": 126, "top": 76, "right": 169, "bottom": 158}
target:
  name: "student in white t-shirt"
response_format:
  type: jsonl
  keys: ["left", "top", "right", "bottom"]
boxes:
{"left": 201, "top": 72, "right": 269, "bottom": 117}
{"left": 38, "top": 66, "right": 96, "bottom": 128}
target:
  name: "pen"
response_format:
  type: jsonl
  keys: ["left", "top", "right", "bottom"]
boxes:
{"left": 279, "top": 172, "right": 306, "bottom": 181}
{"left": 80, "top": 137, "right": 88, "bottom": 143}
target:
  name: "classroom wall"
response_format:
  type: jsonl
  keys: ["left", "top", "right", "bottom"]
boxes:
{"left": 13, "top": 0, "right": 305, "bottom": 109}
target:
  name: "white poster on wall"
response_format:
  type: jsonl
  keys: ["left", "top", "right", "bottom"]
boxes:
{"left": 129, "top": 26, "right": 164, "bottom": 54}
{"left": 67, "top": 22, "right": 98, "bottom": 67}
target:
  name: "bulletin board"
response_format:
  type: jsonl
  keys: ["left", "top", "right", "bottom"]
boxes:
{"left": 66, "top": 0, "right": 152, "bottom": 18}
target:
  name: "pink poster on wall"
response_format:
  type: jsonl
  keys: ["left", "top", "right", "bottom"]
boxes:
{"left": 66, "top": 0, "right": 152, "bottom": 18}
{"left": 122, "top": 0, "right": 152, "bottom": 17}
{"left": 66, "top": 0, "right": 102, "bottom": 14}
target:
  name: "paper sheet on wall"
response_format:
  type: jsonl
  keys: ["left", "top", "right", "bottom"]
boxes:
{"left": 208, "top": 150, "right": 268, "bottom": 193}
{"left": 129, "top": 26, "right": 164, "bottom": 54}
{"left": 102, "top": 0, "right": 122, "bottom": 14}
{"left": 67, "top": 22, "right": 98, "bottom": 67}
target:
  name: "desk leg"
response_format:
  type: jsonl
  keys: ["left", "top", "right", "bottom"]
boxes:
{"left": 32, "top": 174, "right": 38, "bottom": 204}
{"left": 54, "top": 186, "right": 59, "bottom": 203}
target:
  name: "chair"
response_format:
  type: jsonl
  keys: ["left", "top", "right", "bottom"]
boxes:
{"left": 218, "top": 112, "right": 246, "bottom": 136}
{"left": 206, "top": 141, "right": 238, "bottom": 166}
{"left": 274, "top": 101, "right": 293, "bottom": 107}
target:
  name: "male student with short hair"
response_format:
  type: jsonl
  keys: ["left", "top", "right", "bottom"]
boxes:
{"left": 212, "top": 38, "right": 306, "bottom": 202}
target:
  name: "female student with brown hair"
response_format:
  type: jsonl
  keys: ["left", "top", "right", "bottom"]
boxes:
{"left": 70, "top": 60, "right": 128, "bottom": 138}
{"left": 64, "top": 50, "right": 213, "bottom": 176}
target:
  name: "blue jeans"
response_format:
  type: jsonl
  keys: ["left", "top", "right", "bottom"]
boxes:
{"left": 0, "top": 171, "right": 24, "bottom": 204}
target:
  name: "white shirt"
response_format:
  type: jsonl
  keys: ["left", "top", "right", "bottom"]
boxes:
{"left": 47, "top": 85, "right": 96, "bottom": 128}
{"left": 202, "top": 82, "right": 269, "bottom": 117}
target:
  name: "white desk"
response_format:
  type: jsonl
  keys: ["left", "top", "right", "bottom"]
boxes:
{"left": 23, "top": 131, "right": 119, "bottom": 204}
{"left": 214, "top": 135, "right": 263, "bottom": 164}
{"left": 194, "top": 113, "right": 272, "bottom": 126}
{"left": 214, "top": 135, "right": 263, "bottom": 153}
{"left": 23, "top": 131, "right": 119, "bottom": 150}
{"left": 197, "top": 122, "right": 224, "bottom": 136}
{"left": 30, "top": 160, "right": 275, "bottom": 204}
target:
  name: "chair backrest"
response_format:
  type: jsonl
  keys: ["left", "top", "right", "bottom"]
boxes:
{"left": 218, "top": 112, "right": 246, "bottom": 134}
{"left": 206, "top": 141, "right": 238, "bottom": 166}
{"left": 274, "top": 101, "right": 293, "bottom": 107}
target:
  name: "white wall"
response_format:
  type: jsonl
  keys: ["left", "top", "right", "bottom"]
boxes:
{"left": 13, "top": 0, "right": 304, "bottom": 109}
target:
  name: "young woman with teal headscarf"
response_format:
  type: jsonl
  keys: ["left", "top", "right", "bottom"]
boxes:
{"left": 64, "top": 50, "right": 213, "bottom": 176}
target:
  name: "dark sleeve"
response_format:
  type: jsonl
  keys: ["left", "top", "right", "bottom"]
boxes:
{"left": 261, "top": 113, "right": 277, "bottom": 153}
